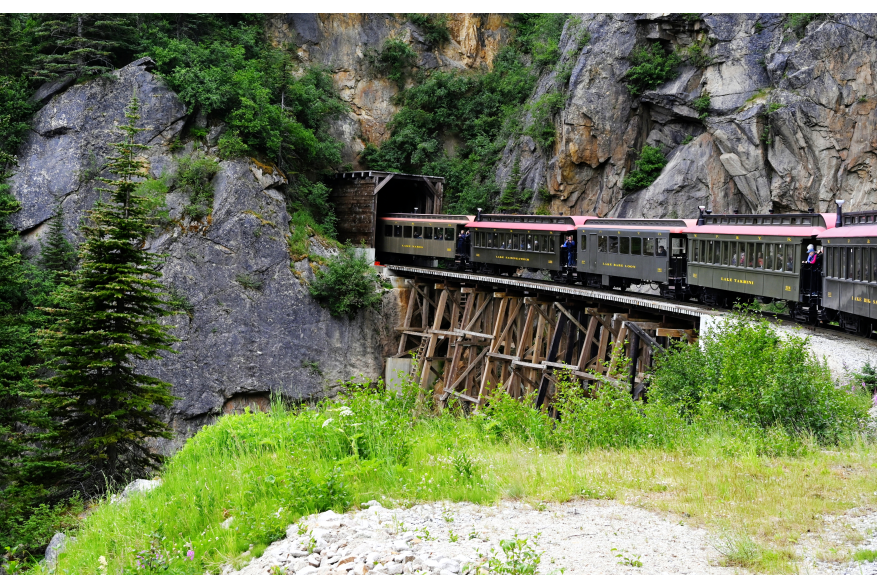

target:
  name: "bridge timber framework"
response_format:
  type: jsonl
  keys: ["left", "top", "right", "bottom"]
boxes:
{"left": 387, "top": 266, "right": 716, "bottom": 408}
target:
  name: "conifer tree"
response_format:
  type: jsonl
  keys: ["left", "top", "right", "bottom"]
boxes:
{"left": 39, "top": 203, "right": 76, "bottom": 279}
{"left": 41, "top": 94, "right": 177, "bottom": 492}
{"left": 31, "top": 13, "right": 133, "bottom": 82}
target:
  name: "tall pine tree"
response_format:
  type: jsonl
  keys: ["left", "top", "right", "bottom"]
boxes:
{"left": 31, "top": 13, "right": 133, "bottom": 82}
{"left": 39, "top": 202, "right": 76, "bottom": 279}
{"left": 41, "top": 94, "right": 177, "bottom": 493}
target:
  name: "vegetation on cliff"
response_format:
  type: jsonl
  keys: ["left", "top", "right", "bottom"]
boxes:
{"left": 360, "top": 14, "right": 570, "bottom": 214}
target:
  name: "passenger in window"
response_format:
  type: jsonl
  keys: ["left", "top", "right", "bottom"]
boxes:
{"left": 414, "top": 227, "right": 423, "bottom": 239}
{"left": 534, "top": 238, "right": 540, "bottom": 251}
{"left": 656, "top": 245, "right": 667, "bottom": 256}
{"left": 757, "top": 254, "right": 764, "bottom": 268}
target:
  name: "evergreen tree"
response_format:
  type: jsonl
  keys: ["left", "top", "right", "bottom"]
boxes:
{"left": 41, "top": 94, "right": 177, "bottom": 493}
{"left": 31, "top": 13, "right": 133, "bottom": 82}
{"left": 39, "top": 203, "right": 76, "bottom": 278}
{"left": 0, "top": 14, "right": 35, "bottom": 78}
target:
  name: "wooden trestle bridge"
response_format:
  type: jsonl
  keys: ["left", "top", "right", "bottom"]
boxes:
{"left": 386, "top": 265, "right": 718, "bottom": 408}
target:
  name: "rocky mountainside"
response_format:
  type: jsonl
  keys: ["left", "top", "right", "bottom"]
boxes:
{"left": 275, "top": 13, "right": 877, "bottom": 217}
{"left": 9, "top": 59, "right": 401, "bottom": 451}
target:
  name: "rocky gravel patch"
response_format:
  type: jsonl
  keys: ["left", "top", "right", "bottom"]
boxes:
{"left": 798, "top": 507, "right": 877, "bottom": 575}
{"left": 228, "top": 499, "right": 741, "bottom": 575}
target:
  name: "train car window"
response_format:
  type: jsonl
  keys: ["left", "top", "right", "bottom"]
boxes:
{"left": 512, "top": 235, "right": 519, "bottom": 250}
{"left": 729, "top": 242, "right": 738, "bottom": 266}
{"left": 643, "top": 238, "right": 653, "bottom": 256}
{"left": 872, "top": 249, "right": 877, "bottom": 282}
{"left": 413, "top": 227, "right": 423, "bottom": 239}
{"left": 631, "top": 237, "right": 641, "bottom": 255}
{"left": 384, "top": 225, "right": 393, "bottom": 237}
{"left": 527, "top": 235, "right": 533, "bottom": 250}
{"left": 856, "top": 248, "right": 863, "bottom": 281}
{"left": 655, "top": 237, "right": 667, "bottom": 257}
{"left": 700, "top": 241, "right": 707, "bottom": 263}
{"left": 745, "top": 218, "right": 754, "bottom": 224}
{"left": 445, "top": 228, "right": 454, "bottom": 240}
{"left": 404, "top": 226, "right": 412, "bottom": 238}
{"left": 549, "top": 236, "right": 555, "bottom": 253}
{"left": 435, "top": 228, "right": 443, "bottom": 240}
{"left": 721, "top": 241, "right": 729, "bottom": 265}
{"left": 598, "top": 236, "right": 608, "bottom": 252}
{"left": 755, "top": 243, "right": 764, "bottom": 269}
{"left": 424, "top": 227, "right": 433, "bottom": 239}
{"left": 745, "top": 243, "right": 754, "bottom": 268}
{"left": 765, "top": 244, "right": 774, "bottom": 270}
{"left": 864, "top": 249, "right": 870, "bottom": 282}
{"left": 672, "top": 238, "right": 686, "bottom": 256}
{"left": 775, "top": 244, "right": 784, "bottom": 272}
{"left": 608, "top": 236, "right": 619, "bottom": 254}
{"left": 848, "top": 247, "right": 854, "bottom": 280}
{"left": 394, "top": 225, "right": 402, "bottom": 237}
{"left": 581, "top": 236, "right": 587, "bottom": 251}
{"left": 620, "top": 237, "right": 630, "bottom": 254}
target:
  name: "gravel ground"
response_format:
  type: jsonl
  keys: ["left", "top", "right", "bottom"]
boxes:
{"left": 771, "top": 320, "right": 877, "bottom": 385}
{"left": 798, "top": 507, "right": 877, "bottom": 575}
{"left": 228, "top": 499, "right": 741, "bottom": 575}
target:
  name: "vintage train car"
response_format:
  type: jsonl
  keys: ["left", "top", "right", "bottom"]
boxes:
{"left": 819, "top": 209, "right": 877, "bottom": 335}
{"left": 575, "top": 218, "right": 694, "bottom": 297}
{"left": 683, "top": 210, "right": 832, "bottom": 309}
{"left": 376, "top": 213, "right": 473, "bottom": 266}
{"left": 468, "top": 214, "right": 592, "bottom": 275}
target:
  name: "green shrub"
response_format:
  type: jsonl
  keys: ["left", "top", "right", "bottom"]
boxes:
{"left": 621, "top": 145, "right": 667, "bottom": 192}
{"left": 683, "top": 39, "right": 712, "bottom": 68}
{"left": 217, "top": 130, "right": 248, "bottom": 159}
{"left": 407, "top": 14, "right": 451, "bottom": 46}
{"left": 693, "top": 92, "right": 710, "bottom": 120}
{"left": 235, "top": 273, "right": 263, "bottom": 291}
{"left": 133, "top": 175, "right": 172, "bottom": 230}
{"left": 648, "top": 308, "right": 871, "bottom": 444}
{"left": 173, "top": 153, "right": 220, "bottom": 218}
{"left": 785, "top": 14, "right": 826, "bottom": 36}
{"left": 524, "top": 91, "right": 565, "bottom": 149}
{"left": 476, "top": 390, "right": 556, "bottom": 448}
{"left": 366, "top": 38, "right": 418, "bottom": 87}
{"left": 510, "top": 13, "right": 568, "bottom": 69}
{"left": 309, "top": 244, "right": 384, "bottom": 318}
{"left": 625, "top": 42, "right": 680, "bottom": 96}
{"left": 0, "top": 495, "right": 83, "bottom": 564}
{"left": 682, "top": 134, "right": 694, "bottom": 145}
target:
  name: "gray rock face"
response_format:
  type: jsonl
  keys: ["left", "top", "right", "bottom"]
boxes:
{"left": 10, "top": 60, "right": 401, "bottom": 451}
{"left": 492, "top": 13, "right": 877, "bottom": 217}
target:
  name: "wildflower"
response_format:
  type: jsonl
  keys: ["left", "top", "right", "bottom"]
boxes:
{"left": 187, "top": 549, "right": 195, "bottom": 561}
{"left": 322, "top": 418, "right": 334, "bottom": 428}
{"left": 339, "top": 406, "right": 354, "bottom": 417}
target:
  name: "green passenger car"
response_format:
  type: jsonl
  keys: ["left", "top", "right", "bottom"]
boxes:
{"left": 819, "top": 211, "right": 877, "bottom": 333}
{"left": 685, "top": 212, "right": 829, "bottom": 306}
{"left": 376, "top": 214, "right": 473, "bottom": 265}
{"left": 470, "top": 215, "right": 585, "bottom": 275}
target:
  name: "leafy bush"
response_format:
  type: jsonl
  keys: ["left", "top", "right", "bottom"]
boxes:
{"left": 366, "top": 38, "right": 418, "bottom": 87}
{"left": 217, "top": 130, "right": 248, "bottom": 159}
{"left": 625, "top": 42, "right": 680, "bottom": 96}
{"left": 407, "top": 14, "right": 451, "bottom": 46}
{"left": 785, "top": 14, "right": 826, "bottom": 36}
{"left": 621, "top": 145, "right": 667, "bottom": 192}
{"left": 525, "top": 91, "right": 565, "bottom": 149}
{"left": 0, "top": 495, "right": 83, "bottom": 564}
{"left": 133, "top": 175, "right": 172, "bottom": 230}
{"left": 648, "top": 308, "right": 871, "bottom": 443}
{"left": 476, "top": 390, "right": 556, "bottom": 448}
{"left": 308, "top": 245, "right": 384, "bottom": 318}
{"left": 510, "top": 13, "right": 568, "bottom": 69}
{"left": 173, "top": 153, "right": 220, "bottom": 218}
{"left": 693, "top": 92, "right": 710, "bottom": 120}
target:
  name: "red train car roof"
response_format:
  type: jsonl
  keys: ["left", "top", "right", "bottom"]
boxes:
{"left": 684, "top": 213, "right": 833, "bottom": 237}
{"left": 378, "top": 215, "right": 474, "bottom": 223}
{"left": 819, "top": 222, "right": 877, "bottom": 239}
{"left": 466, "top": 216, "right": 594, "bottom": 231}
{"left": 580, "top": 218, "right": 696, "bottom": 233}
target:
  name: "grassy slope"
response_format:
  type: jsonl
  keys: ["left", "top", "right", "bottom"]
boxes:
{"left": 45, "top": 385, "right": 876, "bottom": 575}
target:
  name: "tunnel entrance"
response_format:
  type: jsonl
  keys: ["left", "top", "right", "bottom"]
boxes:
{"left": 328, "top": 171, "right": 444, "bottom": 248}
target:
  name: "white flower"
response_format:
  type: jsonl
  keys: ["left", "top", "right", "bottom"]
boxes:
{"left": 322, "top": 418, "right": 334, "bottom": 428}
{"left": 339, "top": 407, "right": 354, "bottom": 417}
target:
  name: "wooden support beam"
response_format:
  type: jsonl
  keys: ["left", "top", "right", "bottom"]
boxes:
{"left": 656, "top": 328, "right": 696, "bottom": 338}
{"left": 478, "top": 296, "right": 510, "bottom": 402}
{"left": 542, "top": 361, "right": 576, "bottom": 370}
{"left": 535, "top": 313, "right": 569, "bottom": 408}
{"left": 420, "top": 289, "right": 449, "bottom": 388}
{"left": 554, "top": 302, "right": 589, "bottom": 336}
{"left": 625, "top": 321, "right": 664, "bottom": 353}
{"left": 512, "top": 360, "right": 546, "bottom": 370}
{"left": 627, "top": 321, "right": 663, "bottom": 330}
{"left": 447, "top": 346, "right": 490, "bottom": 391}
{"left": 606, "top": 324, "right": 629, "bottom": 377}
{"left": 373, "top": 172, "right": 395, "bottom": 195}
{"left": 529, "top": 301, "right": 556, "bottom": 327}
{"left": 576, "top": 316, "right": 599, "bottom": 370}
{"left": 455, "top": 329, "right": 494, "bottom": 339}
{"left": 486, "top": 352, "right": 522, "bottom": 361}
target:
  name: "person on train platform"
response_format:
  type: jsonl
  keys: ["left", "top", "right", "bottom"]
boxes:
{"left": 804, "top": 244, "right": 818, "bottom": 264}
{"left": 561, "top": 235, "right": 576, "bottom": 267}
{"left": 456, "top": 231, "right": 466, "bottom": 255}
{"left": 464, "top": 230, "right": 471, "bottom": 252}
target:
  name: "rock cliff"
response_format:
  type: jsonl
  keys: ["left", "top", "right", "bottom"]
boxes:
{"left": 272, "top": 13, "right": 877, "bottom": 216}
{"left": 10, "top": 59, "right": 401, "bottom": 451}
{"left": 507, "top": 13, "right": 877, "bottom": 216}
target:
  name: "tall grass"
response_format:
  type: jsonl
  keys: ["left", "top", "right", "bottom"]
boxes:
{"left": 42, "top": 310, "right": 877, "bottom": 575}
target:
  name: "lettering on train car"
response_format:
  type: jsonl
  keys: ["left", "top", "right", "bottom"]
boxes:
{"left": 721, "top": 277, "right": 755, "bottom": 285}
